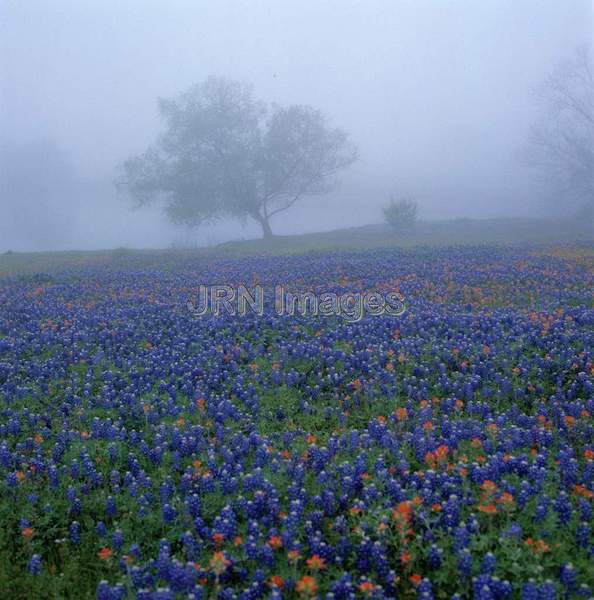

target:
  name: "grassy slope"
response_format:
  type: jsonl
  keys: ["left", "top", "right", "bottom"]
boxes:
{"left": 0, "top": 217, "right": 592, "bottom": 275}
{"left": 215, "top": 217, "right": 593, "bottom": 255}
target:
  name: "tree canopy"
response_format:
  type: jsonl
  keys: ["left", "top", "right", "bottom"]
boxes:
{"left": 383, "top": 196, "right": 418, "bottom": 233}
{"left": 118, "top": 77, "right": 357, "bottom": 238}
{"left": 526, "top": 47, "right": 594, "bottom": 217}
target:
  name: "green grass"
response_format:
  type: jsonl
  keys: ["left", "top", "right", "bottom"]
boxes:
{"left": 1, "top": 217, "right": 592, "bottom": 276}
{"left": 214, "top": 217, "right": 593, "bottom": 256}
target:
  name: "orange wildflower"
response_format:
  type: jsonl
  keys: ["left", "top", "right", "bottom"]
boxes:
{"left": 21, "top": 527, "right": 34, "bottom": 540}
{"left": 524, "top": 538, "right": 550, "bottom": 553}
{"left": 478, "top": 503, "right": 498, "bottom": 515}
{"left": 395, "top": 407, "right": 408, "bottom": 421}
{"left": 359, "top": 581, "right": 376, "bottom": 594}
{"left": 435, "top": 444, "right": 449, "bottom": 460}
{"left": 209, "top": 551, "right": 230, "bottom": 576}
{"left": 498, "top": 492, "right": 515, "bottom": 508}
{"left": 267, "top": 535, "right": 283, "bottom": 550}
{"left": 98, "top": 547, "right": 112, "bottom": 560}
{"left": 269, "top": 575, "right": 284, "bottom": 589}
{"left": 392, "top": 501, "right": 413, "bottom": 521}
{"left": 296, "top": 575, "right": 318, "bottom": 596}
{"left": 306, "top": 554, "right": 326, "bottom": 570}
{"left": 480, "top": 480, "right": 497, "bottom": 493}
{"left": 573, "top": 484, "right": 594, "bottom": 499}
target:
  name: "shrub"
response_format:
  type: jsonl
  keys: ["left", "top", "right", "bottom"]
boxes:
{"left": 383, "top": 196, "right": 418, "bottom": 233}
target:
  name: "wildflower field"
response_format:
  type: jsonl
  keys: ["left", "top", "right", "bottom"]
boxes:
{"left": 0, "top": 245, "right": 593, "bottom": 599}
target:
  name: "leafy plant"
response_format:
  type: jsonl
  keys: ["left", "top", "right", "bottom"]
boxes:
{"left": 383, "top": 196, "right": 418, "bottom": 233}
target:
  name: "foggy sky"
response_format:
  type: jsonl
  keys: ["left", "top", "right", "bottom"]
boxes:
{"left": 1, "top": 0, "right": 592, "bottom": 251}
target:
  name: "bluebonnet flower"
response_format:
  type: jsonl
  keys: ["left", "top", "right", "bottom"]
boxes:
{"left": 69, "top": 521, "right": 81, "bottom": 544}
{"left": 560, "top": 564, "right": 576, "bottom": 591}
{"left": 458, "top": 548, "right": 473, "bottom": 578}
{"left": 28, "top": 554, "right": 42, "bottom": 574}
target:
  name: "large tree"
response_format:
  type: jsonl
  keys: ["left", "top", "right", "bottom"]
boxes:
{"left": 526, "top": 47, "right": 594, "bottom": 217}
{"left": 118, "top": 77, "right": 357, "bottom": 238}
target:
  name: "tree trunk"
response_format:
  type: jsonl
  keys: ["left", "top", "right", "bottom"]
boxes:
{"left": 259, "top": 216, "right": 274, "bottom": 239}
{"left": 250, "top": 209, "right": 275, "bottom": 239}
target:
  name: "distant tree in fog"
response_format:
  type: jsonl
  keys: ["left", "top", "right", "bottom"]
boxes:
{"left": 117, "top": 77, "right": 357, "bottom": 239}
{"left": 383, "top": 196, "right": 418, "bottom": 233}
{"left": 526, "top": 47, "right": 594, "bottom": 218}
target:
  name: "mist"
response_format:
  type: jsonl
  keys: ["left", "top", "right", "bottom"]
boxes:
{"left": 1, "top": 0, "right": 592, "bottom": 252}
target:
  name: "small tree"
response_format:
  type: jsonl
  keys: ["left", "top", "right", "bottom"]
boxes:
{"left": 117, "top": 77, "right": 357, "bottom": 239}
{"left": 383, "top": 196, "right": 418, "bottom": 233}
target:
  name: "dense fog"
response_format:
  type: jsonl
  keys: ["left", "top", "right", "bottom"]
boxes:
{"left": 1, "top": 0, "right": 592, "bottom": 251}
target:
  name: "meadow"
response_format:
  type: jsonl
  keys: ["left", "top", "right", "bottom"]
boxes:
{"left": 0, "top": 243, "right": 593, "bottom": 599}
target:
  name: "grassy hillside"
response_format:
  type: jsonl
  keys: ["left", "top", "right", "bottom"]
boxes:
{"left": 216, "top": 217, "right": 593, "bottom": 255}
{"left": 1, "top": 217, "right": 591, "bottom": 275}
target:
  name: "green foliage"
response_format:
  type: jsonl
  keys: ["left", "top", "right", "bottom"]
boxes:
{"left": 117, "top": 77, "right": 357, "bottom": 238}
{"left": 383, "top": 196, "right": 418, "bottom": 233}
